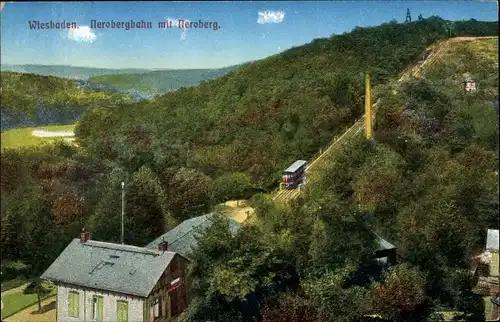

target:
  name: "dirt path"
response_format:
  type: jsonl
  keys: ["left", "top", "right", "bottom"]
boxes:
{"left": 31, "top": 130, "right": 74, "bottom": 138}
{"left": 3, "top": 297, "right": 56, "bottom": 322}
{"left": 219, "top": 200, "right": 255, "bottom": 223}
{"left": 1, "top": 284, "right": 29, "bottom": 296}
{"left": 450, "top": 36, "right": 497, "bottom": 41}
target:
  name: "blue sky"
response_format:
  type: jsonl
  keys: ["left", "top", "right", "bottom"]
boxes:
{"left": 0, "top": 1, "right": 497, "bottom": 69}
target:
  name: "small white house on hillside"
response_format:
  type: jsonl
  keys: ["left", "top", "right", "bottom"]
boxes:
{"left": 41, "top": 230, "right": 190, "bottom": 322}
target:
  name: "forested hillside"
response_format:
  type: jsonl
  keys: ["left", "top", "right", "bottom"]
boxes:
{"left": 0, "top": 18, "right": 498, "bottom": 321}
{"left": 182, "top": 37, "right": 499, "bottom": 321}
{"left": 0, "top": 72, "right": 133, "bottom": 130}
{"left": 86, "top": 64, "right": 244, "bottom": 95}
{"left": 0, "top": 65, "right": 244, "bottom": 130}
{"left": 76, "top": 17, "right": 498, "bottom": 190}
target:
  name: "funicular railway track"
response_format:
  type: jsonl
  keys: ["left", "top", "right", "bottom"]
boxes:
{"left": 273, "top": 105, "right": 377, "bottom": 203}
{"left": 272, "top": 36, "right": 495, "bottom": 204}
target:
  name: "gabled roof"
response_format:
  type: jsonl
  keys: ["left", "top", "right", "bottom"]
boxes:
{"left": 41, "top": 239, "right": 176, "bottom": 297}
{"left": 374, "top": 233, "right": 396, "bottom": 251}
{"left": 284, "top": 160, "right": 307, "bottom": 173}
{"left": 145, "top": 212, "right": 241, "bottom": 258}
{"left": 486, "top": 229, "right": 499, "bottom": 251}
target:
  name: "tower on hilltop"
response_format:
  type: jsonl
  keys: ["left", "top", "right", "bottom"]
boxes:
{"left": 405, "top": 9, "right": 412, "bottom": 23}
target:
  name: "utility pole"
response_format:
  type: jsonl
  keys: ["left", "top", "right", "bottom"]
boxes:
{"left": 121, "top": 181, "right": 125, "bottom": 245}
{"left": 364, "top": 72, "right": 373, "bottom": 141}
{"left": 405, "top": 9, "right": 412, "bottom": 23}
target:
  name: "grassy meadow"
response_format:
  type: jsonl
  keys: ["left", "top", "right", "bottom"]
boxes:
{"left": 1, "top": 124, "right": 76, "bottom": 149}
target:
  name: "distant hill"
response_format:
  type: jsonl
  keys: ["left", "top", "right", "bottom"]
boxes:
{"left": 86, "top": 64, "right": 245, "bottom": 95}
{"left": 0, "top": 71, "right": 134, "bottom": 130}
{"left": 1, "top": 63, "right": 246, "bottom": 96}
{"left": 0, "top": 64, "right": 151, "bottom": 80}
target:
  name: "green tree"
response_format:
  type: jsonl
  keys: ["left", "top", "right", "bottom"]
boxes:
{"left": 23, "top": 278, "right": 54, "bottom": 313}
{"left": 371, "top": 263, "right": 428, "bottom": 320}
{"left": 187, "top": 215, "right": 291, "bottom": 320}
{"left": 124, "top": 166, "right": 167, "bottom": 246}
{"left": 87, "top": 165, "right": 130, "bottom": 243}
{"left": 351, "top": 144, "right": 406, "bottom": 212}
{"left": 261, "top": 293, "right": 326, "bottom": 322}
{"left": 168, "top": 167, "right": 212, "bottom": 219}
{"left": 211, "top": 172, "right": 253, "bottom": 203}
{"left": 302, "top": 264, "right": 372, "bottom": 322}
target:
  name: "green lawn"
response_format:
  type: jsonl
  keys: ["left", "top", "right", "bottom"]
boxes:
{"left": 484, "top": 37, "right": 498, "bottom": 45}
{"left": 1, "top": 286, "right": 56, "bottom": 319}
{"left": 1, "top": 277, "right": 28, "bottom": 292}
{"left": 1, "top": 124, "right": 76, "bottom": 149}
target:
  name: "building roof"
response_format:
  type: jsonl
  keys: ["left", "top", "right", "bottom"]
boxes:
{"left": 146, "top": 212, "right": 241, "bottom": 258}
{"left": 486, "top": 229, "right": 499, "bottom": 251}
{"left": 41, "top": 239, "right": 176, "bottom": 297}
{"left": 374, "top": 233, "right": 396, "bottom": 251}
{"left": 284, "top": 160, "right": 307, "bottom": 173}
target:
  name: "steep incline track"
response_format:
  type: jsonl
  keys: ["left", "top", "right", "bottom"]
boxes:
{"left": 273, "top": 109, "right": 376, "bottom": 202}
{"left": 272, "top": 36, "right": 497, "bottom": 204}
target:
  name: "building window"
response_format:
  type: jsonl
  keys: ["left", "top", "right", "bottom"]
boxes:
{"left": 152, "top": 297, "right": 161, "bottom": 318}
{"left": 92, "top": 296, "right": 103, "bottom": 322}
{"left": 117, "top": 300, "right": 128, "bottom": 322}
{"left": 68, "top": 291, "right": 79, "bottom": 318}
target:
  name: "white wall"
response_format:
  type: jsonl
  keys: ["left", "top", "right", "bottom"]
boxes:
{"left": 57, "top": 285, "right": 144, "bottom": 322}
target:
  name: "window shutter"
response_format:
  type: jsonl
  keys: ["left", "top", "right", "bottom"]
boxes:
{"left": 117, "top": 302, "right": 122, "bottom": 322}
{"left": 74, "top": 293, "right": 79, "bottom": 317}
{"left": 123, "top": 302, "right": 128, "bottom": 322}
{"left": 117, "top": 301, "right": 128, "bottom": 322}
{"left": 68, "top": 292, "right": 79, "bottom": 317}
{"left": 98, "top": 297, "right": 103, "bottom": 321}
{"left": 68, "top": 293, "right": 73, "bottom": 317}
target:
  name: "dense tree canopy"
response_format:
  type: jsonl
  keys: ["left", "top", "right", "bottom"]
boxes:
{"left": 179, "top": 30, "right": 498, "bottom": 321}
{"left": 0, "top": 17, "right": 498, "bottom": 321}
{"left": 1, "top": 72, "right": 134, "bottom": 130}
{"left": 76, "top": 18, "right": 497, "bottom": 189}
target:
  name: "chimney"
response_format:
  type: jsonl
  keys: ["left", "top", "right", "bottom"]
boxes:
{"left": 80, "top": 228, "right": 91, "bottom": 243}
{"left": 158, "top": 239, "right": 168, "bottom": 252}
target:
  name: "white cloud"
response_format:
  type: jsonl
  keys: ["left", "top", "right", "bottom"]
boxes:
{"left": 165, "top": 17, "right": 190, "bottom": 40}
{"left": 257, "top": 10, "right": 285, "bottom": 24}
{"left": 68, "top": 26, "right": 96, "bottom": 43}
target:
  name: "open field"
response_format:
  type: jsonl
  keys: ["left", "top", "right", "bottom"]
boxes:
{"left": 1, "top": 124, "right": 76, "bottom": 149}
{"left": 3, "top": 297, "right": 56, "bottom": 322}
{"left": 1, "top": 283, "right": 56, "bottom": 320}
